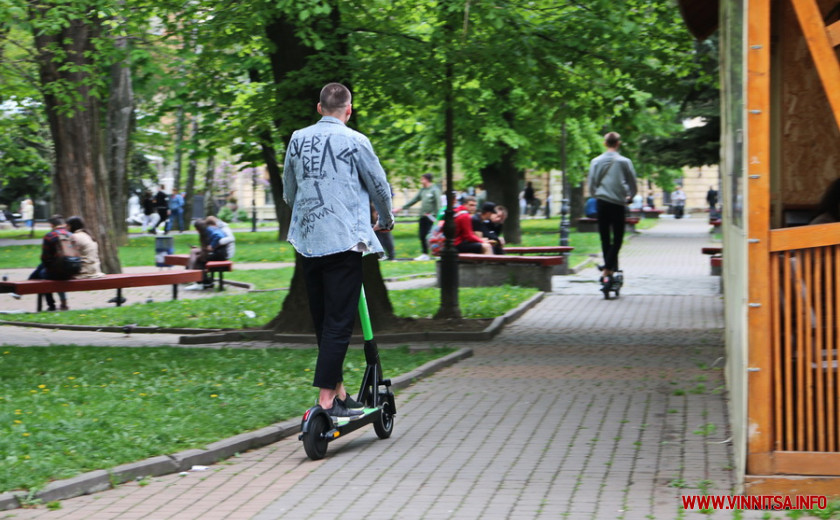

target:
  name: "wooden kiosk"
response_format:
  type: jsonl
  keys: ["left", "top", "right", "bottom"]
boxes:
{"left": 680, "top": 0, "right": 840, "bottom": 496}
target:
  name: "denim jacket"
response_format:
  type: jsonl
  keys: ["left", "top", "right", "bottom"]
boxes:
{"left": 283, "top": 116, "right": 394, "bottom": 257}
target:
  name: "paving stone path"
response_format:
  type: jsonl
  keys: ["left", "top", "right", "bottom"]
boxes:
{"left": 5, "top": 217, "right": 800, "bottom": 520}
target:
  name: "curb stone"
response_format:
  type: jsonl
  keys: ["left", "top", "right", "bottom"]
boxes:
{"left": 0, "top": 321, "right": 226, "bottom": 335}
{"left": 108, "top": 455, "right": 178, "bottom": 484}
{"left": 3, "top": 347, "right": 472, "bottom": 510}
{"left": 37, "top": 470, "right": 111, "bottom": 503}
{"left": 0, "top": 492, "right": 23, "bottom": 511}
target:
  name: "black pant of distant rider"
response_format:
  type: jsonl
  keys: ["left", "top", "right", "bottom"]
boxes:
{"left": 596, "top": 199, "right": 625, "bottom": 274}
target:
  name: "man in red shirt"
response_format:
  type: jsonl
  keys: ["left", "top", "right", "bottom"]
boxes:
{"left": 453, "top": 197, "right": 492, "bottom": 255}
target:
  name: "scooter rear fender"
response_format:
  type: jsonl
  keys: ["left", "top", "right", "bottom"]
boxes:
{"left": 300, "top": 405, "right": 329, "bottom": 434}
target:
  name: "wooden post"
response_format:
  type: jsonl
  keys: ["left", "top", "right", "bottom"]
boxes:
{"left": 746, "top": 0, "right": 774, "bottom": 475}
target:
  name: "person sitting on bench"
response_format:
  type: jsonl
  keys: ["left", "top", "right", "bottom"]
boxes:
{"left": 67, "top": 216, "right": 105, "bottom": 279}
{"left": 186, "top": 218, "right": 229, "bottom": 290}
{"left": 27, "top": 215, "right": 72, "bottom": 311}
{"left": 454, "top": 196, "right": 492, "bottom": 255}
{"left": 472, "top": 202, "right": 504, "bottom": 254}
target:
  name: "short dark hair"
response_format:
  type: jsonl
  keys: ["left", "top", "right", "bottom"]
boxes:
{"left": 48, "top": 215, "right": 65, "bottom": 227}
{"left": 67, "top": 216, "right": 85, "bottom": 233}
{"left": 481, "top": 202, "right": 497, "bottom": 214}
{"left": 604, "top": 132, "right": 621, "bottom": 147}
{"left": 319, "top": 83, "right": 351, "bottom": 112}
{"left": 422, "top": 173, "right": 433, "bottom": 182}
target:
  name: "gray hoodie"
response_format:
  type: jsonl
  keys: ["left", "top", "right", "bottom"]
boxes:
{"left": 587, "top": 150, "right": 638, "bottom": 207}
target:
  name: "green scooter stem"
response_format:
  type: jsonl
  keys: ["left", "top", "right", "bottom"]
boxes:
{"left": 358, "top": 287, "right": 374, "bottom": 341}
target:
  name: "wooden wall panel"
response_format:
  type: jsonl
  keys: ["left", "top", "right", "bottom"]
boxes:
{"left": 779, "top": 0, "right": 840, "bottom": 208}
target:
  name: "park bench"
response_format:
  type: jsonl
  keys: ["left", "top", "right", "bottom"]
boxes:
{"left": 163, "top": 254, "right": 233, "bottom": 291}
{"left": 0, "top": 270, "right": 204, "bottom": 312}
{"left": 702, "top": 246, "right": 723, "bottom": 276}
{"left": 576, "top": 216, "right": 640, "bottom": 234}
{"left": 630, "top": 208, "right": 664, "bottom": 219}
{"left": 437, "top": 253, "right": 566, "bottom": 291}
{"left": 502, "top": 246, "right": 574, "bottom": 275}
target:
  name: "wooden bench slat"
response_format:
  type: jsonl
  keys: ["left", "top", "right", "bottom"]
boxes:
{"left": 0, "top": 271, "right": 203, "bottom": 295}
{"left": 504, "top": 246, "right": 574, "bottom": 255}
{"left": 163, "top": 254, "right": 233, "bottom": 271}
{"left": 457, "top": 253, "right": 565, "bottom": 266}
{"left": 578, "top": 217, "right": 640, "bottom": 224}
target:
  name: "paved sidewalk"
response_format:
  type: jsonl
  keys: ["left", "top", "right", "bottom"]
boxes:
{"left": 4, "top": 216, "right": 799, "bottom": 520}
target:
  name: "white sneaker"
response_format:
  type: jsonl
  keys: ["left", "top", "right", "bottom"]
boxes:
{"left": 184, "top": 283, "right": 202, "bottom": 291}
{"left": 414, "top": 254, "right": 431, "bottom": 261}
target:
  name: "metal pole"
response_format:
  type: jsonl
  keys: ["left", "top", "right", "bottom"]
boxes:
{"left": 251, "top": 170, "right": 257, "bottom": 233}
{"left": 435, "top": 60, "right": 461, "bottom": 319}
{"left": 559, "top": 119, "right": 569, "bottom": 247}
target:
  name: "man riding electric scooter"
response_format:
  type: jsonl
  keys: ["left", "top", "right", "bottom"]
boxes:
{"left": 282, "top": 82, "right": 394, "bottom": 420}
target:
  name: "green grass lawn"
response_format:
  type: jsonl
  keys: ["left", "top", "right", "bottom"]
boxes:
{"left": 0, "top": 345, "right": 453, "bottom": 494}
{"left": 4, "top": 285, "right": 537, "bottom": 328}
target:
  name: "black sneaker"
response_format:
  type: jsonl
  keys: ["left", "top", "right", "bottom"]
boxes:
{"left": 324, "top": 397, "right": 364, "bottom": 420}
{"left": 341, "top": 394, "right": 364, "bottom": 411}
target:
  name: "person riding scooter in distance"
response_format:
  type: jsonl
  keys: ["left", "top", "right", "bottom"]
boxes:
{"left": 587, "top": 131, "right": 637, "bottom": 285}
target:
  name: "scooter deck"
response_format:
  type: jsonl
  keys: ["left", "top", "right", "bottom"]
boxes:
{"left": 327, "top": 407, "right": 383, "bottom": 439}
{"left": 331, "top": 407, "right": 379, "bottom": 427}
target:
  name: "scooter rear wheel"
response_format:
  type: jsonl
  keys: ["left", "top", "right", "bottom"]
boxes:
{"left": 302, "top": 414, "right": 330, "bottom": 460}
{"left": 373, "top": 393, "right": 394, "bottom": 439}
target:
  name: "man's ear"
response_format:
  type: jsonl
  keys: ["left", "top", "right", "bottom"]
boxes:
{"left": 317, "top": 103, "right": 324, "bottom": 116}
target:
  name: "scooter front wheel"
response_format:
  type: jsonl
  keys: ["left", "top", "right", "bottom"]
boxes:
{"left": 373, "top": 393, "right": 395, "bottom": 439}
{"left": 302, "top": 413, "right": 330, "bottom": 460}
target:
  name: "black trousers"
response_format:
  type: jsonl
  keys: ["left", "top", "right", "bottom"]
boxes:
{"left": 29, "top": 264, "right": 66, "bottom": 309}
{"left": 302, "top": 251, "right": 363, "bottom": 389}
{"left": 418, "top": 216, "right": 433, "bottom": 254}
{"left": 596, "top": 199, "right": 626, "bottom": 272}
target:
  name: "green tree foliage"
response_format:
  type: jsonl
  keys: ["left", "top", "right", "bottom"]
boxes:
{"left": 638, "top": 37, "right": 721, "bottom": 188}
{"left": 0, "top": 100, "right": 52, "bottom": 206}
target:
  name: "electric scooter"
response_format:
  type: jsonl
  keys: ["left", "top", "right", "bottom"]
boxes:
{"left": 299, "top": 286, "right": 396, "bottom": 460}
{"left": 600, "top": 270, "right": 623, "bottom": 300}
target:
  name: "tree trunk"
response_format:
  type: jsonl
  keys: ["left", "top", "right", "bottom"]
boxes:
{"left": 570, "top": 183, "right": 584, "bottom": 221}
{"left": 183, "top": 116, "right": 199, "bottom": 221}
{"left": 105, "top": 32, "right": 134, "bottom": 243}
{"left": 481, "top": 146, "right": 523, "bottom": 244}
{"left": 31, "top": 10, "right": 121, "bottom": 274}
{"left": 263, "top": 15, "right": 318, "bottom": 239}
{"left": 203, "top": 155, "right": 216, "bottom": 217}
{"left": 172, "top": 107, "right": 186, "bottom": 191}
{"left": 268, "top": 254, "right": 397, "bottom": 334}
{"left": 264, "top": 7, "right": 398, "bottom": 331}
